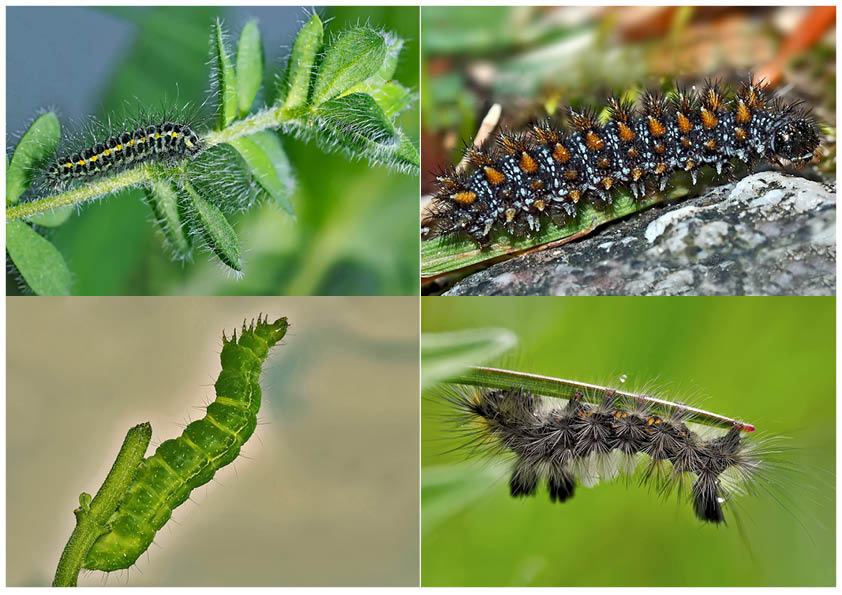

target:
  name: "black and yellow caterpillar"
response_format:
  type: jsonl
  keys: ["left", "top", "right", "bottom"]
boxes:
{"left": 45, "top": 121, "right": 201, "bottom": 186}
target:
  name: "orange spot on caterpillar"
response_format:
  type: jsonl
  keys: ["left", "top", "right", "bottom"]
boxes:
{"left": 601, "top": 176, "right": 613, "bottom": 190}
{"left": 654, "top": 142, "right": 666, "bottom": 155}
{"left": 505, "top": 208, "right": 516, "bottom": 222}
{"left": 552, "top": 143, "right": 570, "bottom": 163}
{"left": 618, "top": 122, "right": 636, "bottom": 141}
{"left": 701, "top": 109, "right": 718, "bottom": 129}
{"left": 736, "top": 101, "right": 752, "bottom": 124}
{"left": 585, "top": 131, "right": 604, "bottom": 151}
{"left": 484, "top": 166, "right": 506, "bottom": 185}
{"left": 680, "top": 136, "right": 692, "bottom": 148}
{"left": 684, "top": 159, "right": 695, "bottom": 170}
{"left": 90, "top": 155, "right": 98, "bottom": 162}
{"left": 654, "top": 163, "right": 667, "bottom": 174}
{"left": 597, "top": 156, "right": 611, "bottom": 168}
{"left": 676, "top": 112, "right": 693, "bottom": 133}
{"left": 564, "top": 169, "right": 578, "bottom": 180}
{"left": 533, "top": 199, "right": 546, "bottom": 211}
{"left": 530, "top": 179, "right": 545, "bottom": 191}
{"left": 627, "top": 147, "right": 639, "bottom": 158}
{"left": 631, "top": 167, "right": 643, "bottom": 181}
{"left": 519, "top": 152, "right": 538, "bottom": 173}
{"left": 648, "top": 116, "right": 666, "bottom": 137}
{"left": 568, "top": 189, "right": 581, "bottom": 202}
{"left": 451, "top": 191, "right": 477, "bottom": 205}
{"left": 704, "top": 139, "right": 717, "bottom": 151}
{"left": 735, "top": 127, "right": 748, "bottom": 141}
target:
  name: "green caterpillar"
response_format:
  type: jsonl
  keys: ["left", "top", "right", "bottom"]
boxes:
{"left": 83, "top": 315, "right": 288, "bottom": 572}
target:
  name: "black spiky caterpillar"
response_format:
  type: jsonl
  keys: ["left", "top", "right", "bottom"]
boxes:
{"left": 82, "top": 315, "right": 288, "bottom": 572}
{"left": 444, "top": 385, "right": 763, "bottom": 523}
{"left": 45, "top": 121, "right": 202, "bottom": 187}
{"left": 427, "top": 78, "right": 822, "bottom": 245}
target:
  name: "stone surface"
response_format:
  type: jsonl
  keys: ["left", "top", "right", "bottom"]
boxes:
{"left": 443, "top": 172, "right": 836, "bottom": 296}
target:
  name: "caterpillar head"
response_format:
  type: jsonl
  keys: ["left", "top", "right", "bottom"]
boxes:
{"left": 769, "top": 119, "right": 820, "bottom": 165}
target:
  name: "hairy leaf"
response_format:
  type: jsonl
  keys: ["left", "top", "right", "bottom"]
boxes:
{"left": 311, "top": 27, "right": 387, "bottom": 106}
{"left": 228, "top": 131, "right": 295, "bottom": 215}
{"left": 279, "top": 13, "right": 324, "bottom": 112}
{"left": 6, "top": 220, "right": 72, "bottom": 295}
{"left": 236, "top": 19, "right": 263, "bottom": 118}
{"left": 7, "top": 112, "right": 60, "bottom": 204}
{"left": 183, "top": 181, "right": 241, "bottom": 271}
{"left": 144, "top": 181, "right": 192, "bottom": 260}
{"left": 314, "top": 92, "right": 419, "bottom": 172}
{"left": 213, "top": 19, "right": 238, "bottom": 129}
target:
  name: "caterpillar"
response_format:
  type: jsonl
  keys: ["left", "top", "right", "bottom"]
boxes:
{"left": 45, "top": 121, "right": 202, "bottom": 187}
{"left": 437, "top": 378, "right": 771, "bottom": 524}
{"left": 426, "top": 77, "right": 822, "bottom": 245}
{"left": 82, "top": 315, "right": 288, "bottom": 572}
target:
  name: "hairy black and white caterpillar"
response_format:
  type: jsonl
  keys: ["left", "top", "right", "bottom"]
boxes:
{"left": 45, "top": 121, "right": 202, "bottom": 187}
{"left": 439, "top": 383, "right": 769, "bottom": 524}
{"left": 427, "top": 78, "right": 822, "bottom": 245}
{"left": 82, "top": 315, "right": 288, "bottom": 572}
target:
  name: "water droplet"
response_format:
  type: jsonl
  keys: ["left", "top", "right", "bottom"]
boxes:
{"left": 619, "top": 374, "right": 628, "bottom": 384}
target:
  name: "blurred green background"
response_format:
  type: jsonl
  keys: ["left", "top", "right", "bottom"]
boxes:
{"left": 6, "top": 6, "right": 419, "bottom": 296}
{"left": 421, "top": 297, "right": 835, "bottom": 587}
{"left": 8, "top": 297, "right": 418, "bottom": 586}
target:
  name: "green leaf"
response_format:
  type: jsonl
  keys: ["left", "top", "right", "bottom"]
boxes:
{"left": 213, "top": 19, "right": 238, "bottom": 129}
{"left": 279, "top": 13, "right": 324, "bottom": 112}
{"left": 183, "top": 181, "right": 241, "bottom": 271}
{"left": 421, "top": 328, "right": 517, "bottom": 390}
{"left": 317, "top": 92, "right": 396, "bottom": 142}
{"left": 27, "top": 205, "right": 73, "bottom": 227}
{"left": 373, "top": 34, "right": 403, "bottom": 82}
{"left": 6, "top": 220, "right": 72, "bottom": 295}
{"left": 394, "top": 134, "right": 421, "bottom": 169}
{"left": 235, "top": 19, "right": 263, "bottom": 118}
{"left": 7, "top": 112, "right": 60, "bottom": 204}
{"left": 227, "top": 132, "right": 295, "bottom": 215}
{"left": 422, "top": 184, "right": 690, "bottom": 278}
{"left": 369, "top": 81, "right": 413, "bottom": 117}
{"left": 314, "top": 92, "right": 419, "bottom": 173}
{"left": 143, "top": 181, "right": 192, "bottom": 259}
{"left": 343, "top": 33, "right": 404, "bottom": 96}
{"left": 310, "top": 27, "right": 387, "bottom": 106}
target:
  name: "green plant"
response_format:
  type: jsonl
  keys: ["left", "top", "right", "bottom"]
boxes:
{"left": 53, "top": 315, "right": 288, "bottom": 586}
{"left": 7, "top": 13, "right": 418, "bottom": 295}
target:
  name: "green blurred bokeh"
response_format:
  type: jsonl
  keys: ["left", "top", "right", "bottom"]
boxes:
{"left": 7, "top": 6, "right": 419, "bottom": 296}
{"left": 421, "top": 297, "right": 835, "bottom": 587}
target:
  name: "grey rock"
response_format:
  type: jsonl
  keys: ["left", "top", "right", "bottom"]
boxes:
{"left": 443, "top": 172, "right": 836, "bottom": 296}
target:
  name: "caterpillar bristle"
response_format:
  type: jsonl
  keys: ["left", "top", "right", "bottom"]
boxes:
{"left": 435, "top": 383, "right": 771, "bottom": 524}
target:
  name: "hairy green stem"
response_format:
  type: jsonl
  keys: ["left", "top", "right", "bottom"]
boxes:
{"left": 7, "top": 105, "right": 295, "bottom": 222}
{"left": 53, "top": 423, "right": 152, "bottom": 587}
